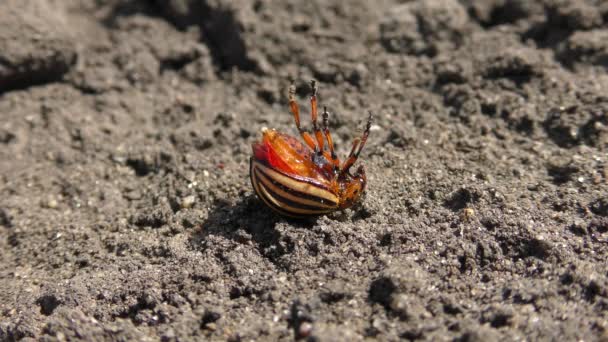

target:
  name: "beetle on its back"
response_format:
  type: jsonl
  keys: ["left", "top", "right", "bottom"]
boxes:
{"left": 250, "top": 80, "right": 372, "bottom": 218}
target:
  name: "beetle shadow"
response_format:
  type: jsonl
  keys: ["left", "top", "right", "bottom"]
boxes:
{"left": 189, "top": 195, "right": 318, "bottom": 261}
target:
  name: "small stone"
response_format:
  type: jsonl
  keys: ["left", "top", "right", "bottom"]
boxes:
{"left": 42, "top": 197, "right": 58, "bottom": 209}
{"left": 298, "top": 322, "right": 313, "bottom": 338}
{"left": 461, "top": 207, "right": 475, "bottom": 221}
{"left": 180, "top": 195, "right": 196, "bottom": 209}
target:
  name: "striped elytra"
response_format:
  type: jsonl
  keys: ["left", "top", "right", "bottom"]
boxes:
{"left": 250, "top": 80, "right": 372, "bottom": 218}
{"left": 250, "top": 158, "right": 339, "bottom": 217}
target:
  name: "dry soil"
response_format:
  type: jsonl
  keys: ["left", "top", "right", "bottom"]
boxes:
{"left": 1, "top": 0, "right": 608, "bottom": 341}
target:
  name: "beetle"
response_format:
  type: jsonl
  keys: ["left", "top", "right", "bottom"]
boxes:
{"left": 250, "top": 80, "right": 372, "bottom": 217}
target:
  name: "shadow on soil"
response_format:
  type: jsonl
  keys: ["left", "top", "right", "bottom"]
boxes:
{"left": 188, "top": 196, "right": 317, "bottom": 262}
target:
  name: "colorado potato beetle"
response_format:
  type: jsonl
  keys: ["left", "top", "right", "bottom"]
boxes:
{"left": 250, "top": 80, "right": 372, "bottom": 217}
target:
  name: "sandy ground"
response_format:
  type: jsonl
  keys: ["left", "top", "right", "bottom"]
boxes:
{"left": 1, "top": 0, "right": 608, "bottom": 341}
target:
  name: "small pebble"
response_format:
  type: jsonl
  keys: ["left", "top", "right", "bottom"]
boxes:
{"left": 181, "top": 195, "right": 196, "bottom": 209}
{"left": 460, "top": 207, "right": 475, "bottom": 221}
{"left": 298, "top": 322, "right": 313, "bottom": 338}
{"left": 42, "top": 197, "right": 58, "bottom": 209}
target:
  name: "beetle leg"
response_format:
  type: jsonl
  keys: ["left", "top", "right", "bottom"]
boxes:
{"left": 355, "top": 111, "right": 373, "bottom": 157}
{"left": 289, "top": 82, "right": 317, "bottom": 151}
{"left": 340, "top": 138, "right": 360, "bottom": 175}
{"left": 310, "top": 80, "right": 325, "bottom": 154}
{"left": 322, "top": 106, "right": 340, "bottom": 170}
{"left": 340, "top": 111, "right": 373, "bottom": 175}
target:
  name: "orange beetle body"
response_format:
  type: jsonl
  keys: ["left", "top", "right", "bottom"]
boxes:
{"left": 250, "top": 81, "right": 372, "bottom": 218}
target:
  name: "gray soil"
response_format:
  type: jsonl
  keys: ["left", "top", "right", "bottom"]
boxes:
{"left": 1, "top": 0, "right": 608, "bottom": 341}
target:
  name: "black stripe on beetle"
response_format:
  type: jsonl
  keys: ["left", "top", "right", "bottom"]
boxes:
{"left": 253, "top": 162, "right": 337, "bottom": 209}
{"left": 254, "top": 169, "right": 335, "bottom": 214}
{"left": 250, "top": 160, "right": 337, "bottom": 216}
{"left": 250, "top": 160, "right": 328, "bottom": 217}
{"left": 252, "top": 160, "right": 339, "bottom": 204}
